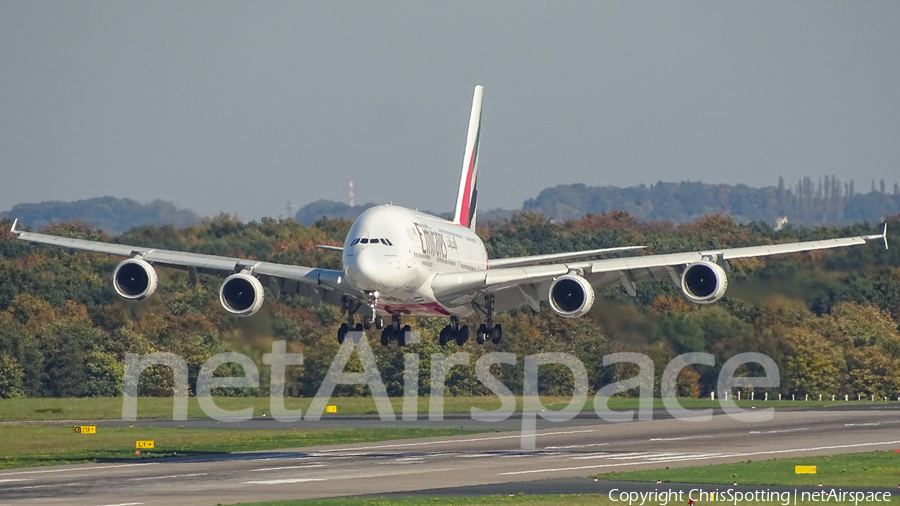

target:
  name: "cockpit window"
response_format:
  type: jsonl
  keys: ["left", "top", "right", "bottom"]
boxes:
{"left": 360, "top": 238, "right": 368, "bottom": 244}
{"left": 351, "top": 238, "right": 360, "bottom": 245}
{"left": 380, "top": 239, "right": 392, "bottom": 246}
{"left": 369, "top": 238, "right": 378, "bottom": 244}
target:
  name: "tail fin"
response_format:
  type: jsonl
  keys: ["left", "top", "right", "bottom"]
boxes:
{"left": 453, "top": 85, "right": 484, "bottom": 229}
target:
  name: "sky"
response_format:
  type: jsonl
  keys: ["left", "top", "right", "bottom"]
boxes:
{"left": 1, "top": 2, "right": 898, "bottom": 220}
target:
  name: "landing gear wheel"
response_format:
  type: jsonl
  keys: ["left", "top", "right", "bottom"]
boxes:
{"left": 456, "top": 325, "right": 469, "bottom": 346}
{"left": 337, "top": 323, "right": 348, "bottom": 344}
{"left": 354, "top": 323, "right": 363, "bottom": 332}
{"left": 363, "top": 316, "right": 373, "bottom": 330}
{"left": 439, "top": 326, "right": 451, "bottom": 347}
{"left": 381, "top": 328, "right": 390, "bottom": 346}
{"left": 491, "top": 324, "right": 502, "bottom": 344}
{"left": 476, "top": 324, "right": 487, "bottom": 344}
{"left": 399, "top": 325, "right": 411, "bottom": 346}
{"left": 375, "top": 315, "right": 384, "bottom": 329}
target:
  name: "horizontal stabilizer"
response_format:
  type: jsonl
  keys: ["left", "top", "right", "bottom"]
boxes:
{"left": 316, "top": 245, "right": 344, "bottom": 252}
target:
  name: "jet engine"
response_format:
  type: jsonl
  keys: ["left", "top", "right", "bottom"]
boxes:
{"left": 681, "top": 260, "right": 728, "bottom": 304}
{"left": 219, "top": 272, "right": 265, "bottom": 317}
{"left": 548, "top": 274, "right": 595, "bottom": 318}
{"left": 113, "top": 258, "right": 158, "bottom": 301}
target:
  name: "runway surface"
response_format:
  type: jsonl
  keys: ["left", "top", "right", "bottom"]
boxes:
{"left": 1, "top": 407, "right": 899, "bottom": 505}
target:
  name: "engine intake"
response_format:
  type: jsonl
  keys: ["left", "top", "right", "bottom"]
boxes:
{"left": 681, "top": 260, "right": 728, "bottom": 304}
{"left": 219, "top": 272, "right": 265, "bottom": 317}
{"left": 113, "top": 258, "right": 158, "bottom": 301}
{"left": 548, "top": 274, "right": 595, "bottom": 318}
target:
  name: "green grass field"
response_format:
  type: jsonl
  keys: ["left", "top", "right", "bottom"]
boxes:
{"left": 597, "top": 450, "right": 900, "bottom": 488}
{"left": 1, "top": 396, "right": 891, "bottom": 422}
{"left": 225, "top": 494, "right": 897, "bottom": 506}
{"left": 0, "top": 425, "right": 486, "bottom": 469}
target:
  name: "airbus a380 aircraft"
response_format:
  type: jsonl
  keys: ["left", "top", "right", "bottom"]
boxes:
{"left": 11, "top": 86, "right": 889, "bottom": 347}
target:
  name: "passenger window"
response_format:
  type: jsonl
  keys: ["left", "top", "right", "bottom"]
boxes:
{"left": 360, "top": 238, "right": 368, "bottom": 244}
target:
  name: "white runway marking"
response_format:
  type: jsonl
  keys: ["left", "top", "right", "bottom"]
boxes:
{"left": 499, "top": 439, "right": 900, "bottom": 475}
{"left": 2, "top": 482, "right": 81, "bottom": 491}
{"left": 250, "top": 464, "right": 326, "bottom": 472}
{"left": 94, "top": 503, "right": 144, "bottom": 506}
{"left": 244, "top": 478, "right": 327, "bottom": 485}
{"left": 545, "top": 443, "right": 608, "bottom": 449}
{"left": 649, "top": 435, "right": 712, "bottom": 441}
{"left": 311, "top": 429, "right": 597, "bottom": 453}
{"left": 0, "top": 479, "right": 30, "bottom": 483}
{"left": 0, "top": 463, "right": 157, "bottom": 477}
{"left": 748, "top": 428, "right": 808, "bottom": 434}
{"left": 129, "top": 473, "right": 208, "bottom": 481}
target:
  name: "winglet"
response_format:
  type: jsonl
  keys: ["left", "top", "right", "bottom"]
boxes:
{"left": 10, "top": 218, "right": 21, "bottom": 235}
{"left": 883, "top": 223, "right": 889, "bottom": 250}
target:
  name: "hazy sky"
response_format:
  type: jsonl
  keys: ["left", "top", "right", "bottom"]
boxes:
{"left": 2, "top": 2, "right": 898, "bottom": 220}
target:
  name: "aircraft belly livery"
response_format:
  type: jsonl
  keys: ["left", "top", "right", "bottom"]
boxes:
{"left": 11, "top": 85, "right": 889, "bottom": 347}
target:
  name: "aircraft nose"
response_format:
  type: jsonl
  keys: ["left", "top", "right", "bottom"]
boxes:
{"left": 350, "top": 248, "right": 400, "bottom": 291}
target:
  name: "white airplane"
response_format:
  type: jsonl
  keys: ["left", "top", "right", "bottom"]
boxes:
{"left": 10, "top": 86, "right": 889, "bottom": 347}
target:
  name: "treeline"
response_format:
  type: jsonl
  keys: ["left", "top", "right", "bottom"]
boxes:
{"left": 0, "top": 212, "right": 898, "bottom": 400}
{"left": 0, "top": 196, "right": 201, "bottom": 235}
{"left": 524, "top": 177, "right": 900, "bottom": 225}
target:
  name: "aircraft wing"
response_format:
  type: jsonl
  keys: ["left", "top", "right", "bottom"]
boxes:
{"left": 487, "top": 245, "right": 645, "bottom": 268}
{"left": 431, "top": 225, "right": 889, "bottom": 312}
{"left": 9, "top": 220, "right": 361, "bottom": 305}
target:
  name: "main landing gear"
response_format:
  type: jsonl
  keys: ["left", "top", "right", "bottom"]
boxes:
{"left": 440, "top": 295, "right": 502, "bottom": 347}
{"left": 337, "top": 293, "right": 409, "bottom": 347}
{"left": 439, "top": 317, "right": 470, "bottom": 347}
{"left": 381, "top": 315, "right": 411, "bottom": 347}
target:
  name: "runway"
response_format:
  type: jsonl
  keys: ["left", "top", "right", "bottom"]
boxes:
{"left": 1, "top": 407, "right": 899, "bottom": 505}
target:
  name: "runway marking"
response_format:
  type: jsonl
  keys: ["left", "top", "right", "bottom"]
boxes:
{"left": 94, "top": 503, "right": 144, "bottom": 506}
{"left": 311, "top": 429, "right": 597, "bottom": 453}
{"left": 843, "top": 422, "right": 900, "bottom": 427}
{"left": 545, "top": 443, "right": 608, "bottom": 449}
{"left": 129, "top": 473, "right": 209, "bottom": 481}
{"left": 0, "top": 479, "right": 30, "bottom": 483}
{"left": 250, "top": 464, "right": 326, "bottom": 472}
{"left": 2, "top": 482, "right": 82, "bottom": 491}
{"left": 649, "top": 435, "right": 712, "bottom": 441}
{"left": 244, "top": 478, "right": 327, "bottom": 485}
{"left": 0, "top": 463, "right": 157, "bottom": 477}
{"left": 455, "top": 453, "right": 497, "bottom": 458}
{"left": 499, "top": 439, "right": 900, "bottom": 475}
{"left": 748, "top": 428, "right": 808, "bottom": 434}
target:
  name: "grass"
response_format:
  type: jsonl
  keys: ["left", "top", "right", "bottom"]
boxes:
{"left": 596, "top": 450, "right": 900, "bottom": 488}
{"left": 0, "top": 425, "right": 486, "bottom": 470}
{"left": 227, "top": 497, "right": 613, "bottom": 506}
{"left": 223, "top": 494, "right": 898, "bottom": 505}
{"left": 1, "top": 396, "right": 892, "bottom": 422}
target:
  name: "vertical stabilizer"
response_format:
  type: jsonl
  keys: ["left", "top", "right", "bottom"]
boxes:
{"left": 453, "top": 85, "right": 484, "bottom": 229}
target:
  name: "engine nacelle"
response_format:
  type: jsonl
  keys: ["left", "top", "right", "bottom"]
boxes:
{"left": 112, "top": 258, "right": 158, "bottom": 301}
{"left": 548, "top": 274, "right": 595, "bottom": 318}
{"left": 681, "top": 260, "right": 728, "bottom": 304}
{"left": 219, "top": 272, "right": 265, "bottom": 317}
